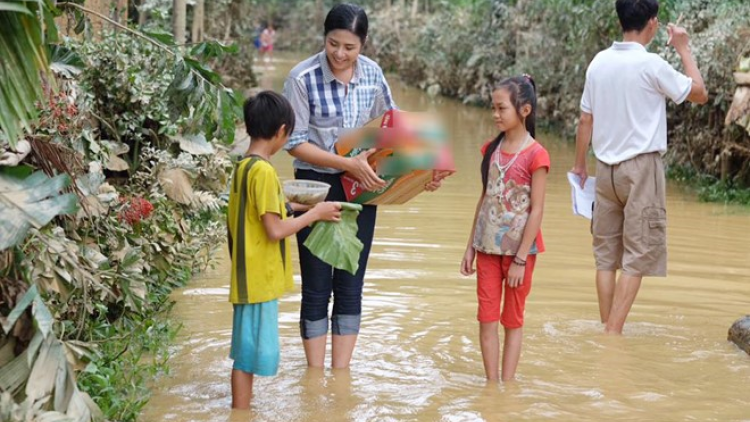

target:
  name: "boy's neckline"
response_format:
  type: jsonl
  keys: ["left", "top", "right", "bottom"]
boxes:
{"left": 244, "top": 153, "right": 270, "bottom": 161}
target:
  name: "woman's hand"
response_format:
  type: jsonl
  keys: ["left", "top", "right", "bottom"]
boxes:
{"left": 461, "top": 246, "right": 476, "bottom": 276}
{"left": 506, "top": 262, "right": 525, "bottom": 288}
{"left": 345, "top": 148, "right": 387, "bottom": 191}
{"left": 425, "top": 170, "right": 451, "bottom": 192}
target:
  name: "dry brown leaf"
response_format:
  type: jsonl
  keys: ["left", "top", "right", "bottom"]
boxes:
{"left": 105, "top": 155, "right": 129, "bottom": 171}
{"left": 158, "top": 168, "right": 195, "bottom": 205}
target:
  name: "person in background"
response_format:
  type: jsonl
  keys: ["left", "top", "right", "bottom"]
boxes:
{"left": 259, "top": 23, "right": 276, "bottom": 63}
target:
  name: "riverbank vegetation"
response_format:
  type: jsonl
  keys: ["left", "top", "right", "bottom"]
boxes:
{"left": 272, "top": 0, "right": 750, "bottom": 204}
{"left": 1, "top": 0, "right": 748, "bottom": 421}
{"left": 1, "top": 1, "right": 249, "bottom": 420}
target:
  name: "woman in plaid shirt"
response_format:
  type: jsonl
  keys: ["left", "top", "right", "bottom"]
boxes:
{"left": 283, "top": 3, "right": 441, "bottom": 369}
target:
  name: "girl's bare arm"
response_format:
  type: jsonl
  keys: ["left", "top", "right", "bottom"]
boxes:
{"left": 514, "top": 167, "right": 548, "bottom": 261}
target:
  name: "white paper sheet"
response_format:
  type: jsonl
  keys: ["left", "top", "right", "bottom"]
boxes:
{"left": 567, "top": 172, "right": 596, "bottom": 220}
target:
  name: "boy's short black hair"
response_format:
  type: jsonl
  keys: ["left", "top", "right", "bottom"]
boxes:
{"left": 243, "top": 90, "right": 295, "bottom": 140}
{"left": 616, "top": 0, "right": 659, "bottom": 32}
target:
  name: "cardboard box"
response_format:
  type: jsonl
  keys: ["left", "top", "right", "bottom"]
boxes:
{"left": 336, "top": 110, "right": 455, "bottom": 205}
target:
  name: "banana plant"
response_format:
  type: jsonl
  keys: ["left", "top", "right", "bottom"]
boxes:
{"left": 0, "top": 0, "right": 55, "bottom": 148}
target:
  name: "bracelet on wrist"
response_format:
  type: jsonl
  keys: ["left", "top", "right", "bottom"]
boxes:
{"left": 512, "top": 256, "right": 527, "bottom": 266}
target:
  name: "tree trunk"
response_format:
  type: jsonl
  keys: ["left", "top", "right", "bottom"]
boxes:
{"left": 138, "top": 0, "right": 148, "bottom": 26}
{"left": 191, "top": 0, "right": 205, "bottom": 43}
{"left": 411, "top": 0, "right": 419, "bottom": 19}
{"left": 173, "top": 0, "right": 187, "bottom": 44}
{"left": 316, "top": 0, "right": 324, "bottom": 29}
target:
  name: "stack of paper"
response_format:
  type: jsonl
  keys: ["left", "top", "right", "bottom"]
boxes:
{"left": 567, "top": 172, "right": 596, "bottom": 220}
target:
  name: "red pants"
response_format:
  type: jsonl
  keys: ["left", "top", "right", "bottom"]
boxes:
{"left": 476, "top": 253, "right": 536, "bottom": 328}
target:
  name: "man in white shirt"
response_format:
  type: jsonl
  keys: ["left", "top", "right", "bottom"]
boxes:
{"left": 571, "top": 0, "right": 707, "bottom": 335}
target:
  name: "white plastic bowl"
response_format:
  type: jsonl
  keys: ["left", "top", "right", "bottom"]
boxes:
{"left": 283, "top": 180, "right": 331, "bottom": 205}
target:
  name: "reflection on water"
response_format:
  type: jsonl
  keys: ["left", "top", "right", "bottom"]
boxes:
{"left": 141, "top": 55, "right": 750, "bottom": 421}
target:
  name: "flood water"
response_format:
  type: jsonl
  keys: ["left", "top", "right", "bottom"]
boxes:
{"left": 141, "top": 56, "right": 750, "bottom": 421}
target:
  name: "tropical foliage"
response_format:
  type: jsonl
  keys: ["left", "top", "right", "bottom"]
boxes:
{"left": 0, "top": 2, "right": 244, "bottom": 420}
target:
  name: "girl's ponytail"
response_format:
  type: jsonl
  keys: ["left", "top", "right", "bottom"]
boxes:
{"left": 522, "top": 74, "right": 537, "bottom": 139}
{"left": 481, "top": 133, "right": 503, "bottom": 190}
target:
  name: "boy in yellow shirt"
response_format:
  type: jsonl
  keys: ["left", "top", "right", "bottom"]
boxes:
{"left": 227, "top": 91, "right": 340, "bottom": 409}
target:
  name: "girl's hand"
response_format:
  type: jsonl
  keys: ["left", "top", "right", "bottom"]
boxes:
{"left": 346, "top": 149, "right": 387, "bottom": 191}
{"left": 461, "top": 246, "right": 476, "bottom": 276}
{"left": 506, "top": 262, "right": 525, "bottom": 288}
{"left": 310, "top": 201, "right": 341, "bottom": 222}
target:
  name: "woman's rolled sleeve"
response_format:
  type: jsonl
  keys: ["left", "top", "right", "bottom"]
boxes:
{"left": 283, "top": 76, "right": 310, "bottom": 151}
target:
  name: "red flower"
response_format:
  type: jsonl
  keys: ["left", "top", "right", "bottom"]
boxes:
{"left": 118, "top": 197, "right": 154, "bottom": 225}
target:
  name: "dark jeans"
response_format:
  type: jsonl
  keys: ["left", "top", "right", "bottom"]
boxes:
{"left": 295, "top": 169, "right": 377, "bottom": 339}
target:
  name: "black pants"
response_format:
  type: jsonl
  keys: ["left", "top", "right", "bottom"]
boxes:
{"left": 294, "top": 169, "right": 377, "bottom": 339}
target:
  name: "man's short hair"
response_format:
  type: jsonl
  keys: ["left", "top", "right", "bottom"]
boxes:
{"left": 615, "top": 0, "right": 659, "bottom": 32}
{"left": 243, "top": 90, "right": 295, "bottom": 140}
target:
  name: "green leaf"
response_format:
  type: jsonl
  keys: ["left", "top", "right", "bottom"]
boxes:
{"left": 0, "top": 3, "right": 33, "bottom": 14}
{"left": 1, "top": 284, "right": 38, "bottom": 334}
{"left": 0, "top": 1, "right": 50, "bottom": 147}
{"left": 303, "top": 203, "right": 364, "bottom": 275}
{"left": 142, "top": 29, "right": 176, "bottom": 46}
{"left": 0, "top": 171, "right": 79, "bottom": 251}
{"left": 49, "top": 44, "right": 83, "bottom": 78}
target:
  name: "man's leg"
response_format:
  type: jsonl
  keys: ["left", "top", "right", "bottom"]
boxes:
{"left": 596, "top": 270, "right": 617, "bottom": 323}
{"left": 592, "top": 160, "right": 625, "bottom": 327}
{"left": 604, "top": 273, "right": 642, "bottom": 334}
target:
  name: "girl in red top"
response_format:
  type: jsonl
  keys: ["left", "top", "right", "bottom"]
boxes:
{"left": 461, "top": 75, "right": 550, "bottom": 382}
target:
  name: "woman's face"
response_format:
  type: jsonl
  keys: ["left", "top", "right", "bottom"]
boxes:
{"left": 324, "top": 29, "right": 363, "bottom": 73}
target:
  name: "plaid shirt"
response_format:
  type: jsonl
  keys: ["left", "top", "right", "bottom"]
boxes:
{"left": 283, "top": 51, "right": 397, "bottom": 174}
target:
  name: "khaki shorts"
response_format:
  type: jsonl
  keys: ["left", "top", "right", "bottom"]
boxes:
{"left": 592, "top": 152, "right": 667, "bottom": 277}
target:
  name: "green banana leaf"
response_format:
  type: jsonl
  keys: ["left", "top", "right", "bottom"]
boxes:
{"left": 303, "top": 203, "right": 363, "bottom": 275}
{"left": 0, "top": 0, "right": 51, "bottom": 147}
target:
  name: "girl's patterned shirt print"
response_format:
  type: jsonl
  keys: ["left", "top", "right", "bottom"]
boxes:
{"left": 473, "top": 140, "right": 550, "bottom": 256}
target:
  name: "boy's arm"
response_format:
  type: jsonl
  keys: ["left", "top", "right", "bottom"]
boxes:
{"left": 260, "top": 202, "right": 341, "bottom": 242}
{"left": 572, "top": 111, "right": 593, "bottom": 188}
{"left": 668, "top": 24, "right": 708, "bottom": 104}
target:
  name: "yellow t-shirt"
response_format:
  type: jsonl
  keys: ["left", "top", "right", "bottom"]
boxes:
{"left": 226, "top": 157, "right": 292, "bottom": 304}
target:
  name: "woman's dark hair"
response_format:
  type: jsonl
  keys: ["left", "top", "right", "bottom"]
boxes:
{"left": 324, "top": 3, "right": 368, "bottom": 44}
{"left": 615, "top": 0, "right": 659, "bottom": 32}
{"left": 243, "top": 91, "right": 295, "bottom": 140}
{"left": 480, "top": 75, "right": 537, "bottom": 189}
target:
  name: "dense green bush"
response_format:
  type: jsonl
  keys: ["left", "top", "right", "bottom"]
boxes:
{"left": 365, "top": 0, "right": 750, "bottom": 197}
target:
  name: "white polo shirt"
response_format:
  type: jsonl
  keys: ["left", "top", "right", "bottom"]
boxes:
{"left": 581, "top": 42, "right": 692, "bottom": 165}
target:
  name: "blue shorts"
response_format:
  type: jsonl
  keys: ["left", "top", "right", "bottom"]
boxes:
{"left": 230, "top": 301, "right": 279, "bottom": 376}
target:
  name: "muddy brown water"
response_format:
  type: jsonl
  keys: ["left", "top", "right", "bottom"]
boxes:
{"left": 141, "top": 55, "right": 750, "bottom": 422}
